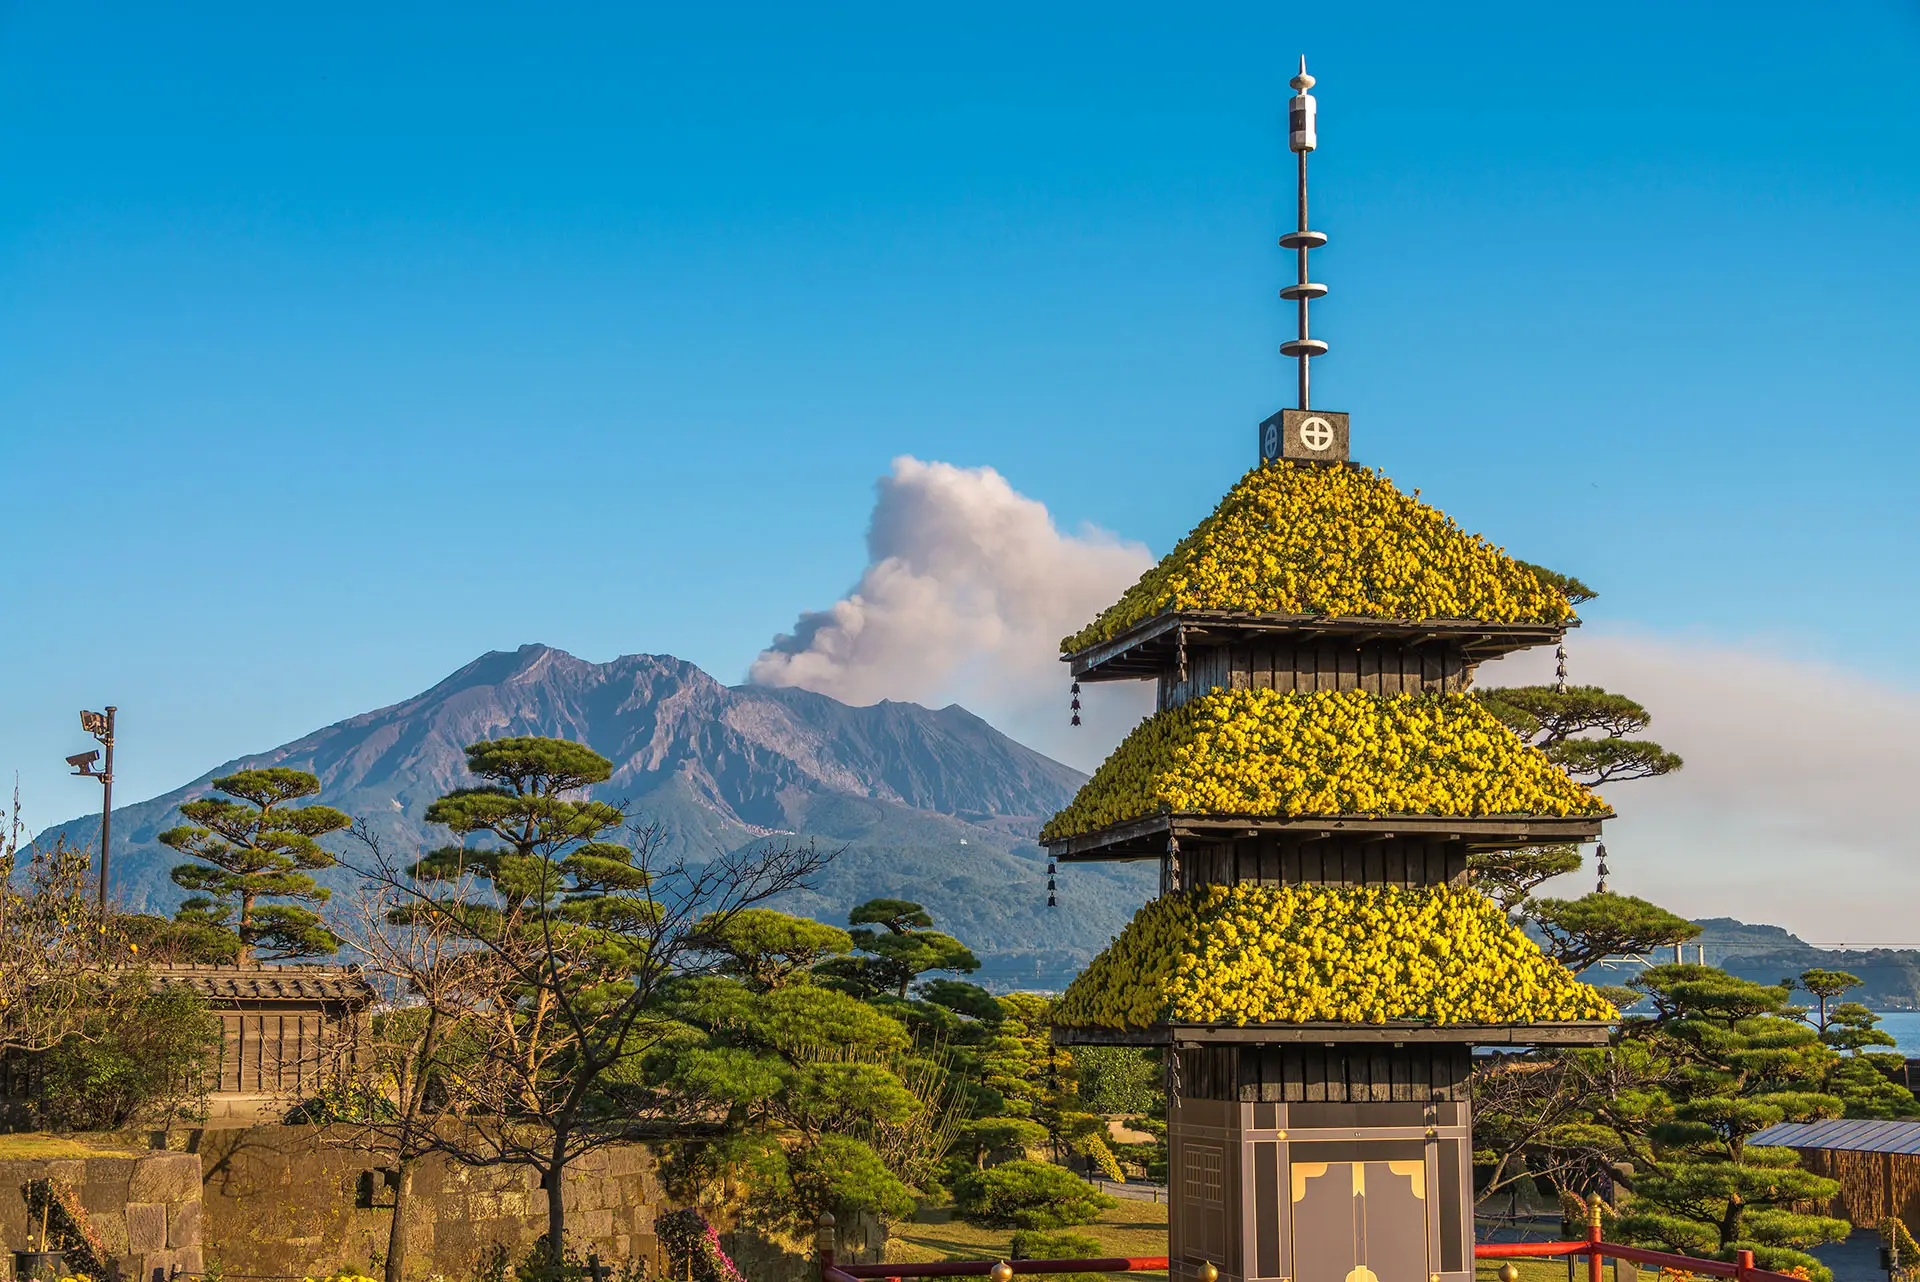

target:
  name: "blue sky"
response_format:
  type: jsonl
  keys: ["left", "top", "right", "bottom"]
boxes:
{"left": 2, "top": 2, "right": 1917, "bottom": 848}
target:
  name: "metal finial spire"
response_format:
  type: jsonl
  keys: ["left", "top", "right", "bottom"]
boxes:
{"left": 1280, "top": 56, "right": 1328, "bottom": 410}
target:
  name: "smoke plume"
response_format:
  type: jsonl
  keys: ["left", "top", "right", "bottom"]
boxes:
{"left": 750, "top": 457, "right": 1155, "bottom": 768}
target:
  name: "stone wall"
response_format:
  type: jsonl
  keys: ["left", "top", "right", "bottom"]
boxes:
{"left": 197, "top": 1127, "right": 660, "bottom": 1279}
{"left": 0, "top": 1147, "right": 202, "bottom": 1282}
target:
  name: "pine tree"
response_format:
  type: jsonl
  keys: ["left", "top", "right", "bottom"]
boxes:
{"left": 1616, "top": 964, "right": 1848, "bottom": 1279}
{"left": 816, "top": 898, "right": 982, "bottom": 999}
{"left": 160, "top": 767, "right": 349, "bottom": 963}
{"left": 362, "top": 734, "right": 826, "bottom": 1261}
{"left": 1788, "top": 969, "right": 1918, "bottom": 1119}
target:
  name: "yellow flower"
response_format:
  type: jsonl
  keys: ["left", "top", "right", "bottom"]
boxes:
{"left": 1041, "top": 688, "right": 1604, "bottom": 841}
{"left": 1052, "top": 884, "right": 1616, "bottom": 1030}
{"left": 1062, "top": 460, "right": 1573, "bottom": 653}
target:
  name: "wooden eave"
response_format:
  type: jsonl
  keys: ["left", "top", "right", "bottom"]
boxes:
{"left": 1065, "top": 610, "right": 1575, "bottom": 682}
{"left": 1052, "top": 1020, "right": 1615, "bottom": 1048}
{"left": 1044, "top": 810, "right": 1610, "bottom": 861}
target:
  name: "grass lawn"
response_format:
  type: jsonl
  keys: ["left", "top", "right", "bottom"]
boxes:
{"left": 889, "top": 1200, "right": 1169, "bottom": 1276}
{"left": 889, "top": 1211, "right": 1617, "bottom": 1282}
{"left": 1477, "top": 1257, "right": 1620, "bottom": 1282}
{"left": 0, "top": 1133, "right": 140, "bottom": 1160}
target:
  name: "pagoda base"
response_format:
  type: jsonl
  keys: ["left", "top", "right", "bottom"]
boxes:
{"left": 1167, "top": 1043, "right": 1476, "bottom": 1282}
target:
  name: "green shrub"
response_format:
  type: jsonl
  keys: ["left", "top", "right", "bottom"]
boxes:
{"left": 1074, "top": 1046, "right": 1161, "bottom": 1116}
{"left": 1010, "top": 1230, "right": 1104, "bottom": 1280}
{"left": 32, "top": 983, "right": 221, "bottom": 1131}
{"left": 1010, "top": 1229, "right": 1101, "bottom": 1258}
{"left": 952, "top": 1160, "right": 1115, "bottom": 1229}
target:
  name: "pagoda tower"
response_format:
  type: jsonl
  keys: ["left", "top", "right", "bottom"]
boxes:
{"left": 1046, "top": 61, "right": 1617, "bottom": 1282}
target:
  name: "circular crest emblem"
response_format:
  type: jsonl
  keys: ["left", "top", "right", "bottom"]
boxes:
{"left": 1298, "top": 415, "right": 1335, "bottom": 452}
{"left": 1262, "top": 421, "right": 1281, "bottom": 457}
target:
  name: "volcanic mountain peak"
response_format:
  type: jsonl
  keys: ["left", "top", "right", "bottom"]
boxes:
{"left": 35, "top": 644, "right": 1144, "bottom": 987}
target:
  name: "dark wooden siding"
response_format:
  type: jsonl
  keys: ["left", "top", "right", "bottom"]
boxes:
{"left": 215, "top": 1006, "right": 342, "bottom": 1095}
{"left": 1177, "top": 835, "right": 1467, "bottom": 891}
{"left": 1177, "top": 1044, "right": 1473, "bottom": 1103}
{"left": 1158, "top": 639, "right": 1474, "bottom": 711}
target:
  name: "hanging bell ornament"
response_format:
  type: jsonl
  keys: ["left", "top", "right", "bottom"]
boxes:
{"left": 1070, "top": 680, "right": 1082, "bottom": 727}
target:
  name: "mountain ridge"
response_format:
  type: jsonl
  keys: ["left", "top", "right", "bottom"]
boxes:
{"left": 34, "top": 644, "right": 1150, "bottom": 988}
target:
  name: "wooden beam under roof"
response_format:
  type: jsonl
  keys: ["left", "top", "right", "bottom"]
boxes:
{"left": 1066, "top": 609, "right": 1574, "bottom": 681}
{"left": 1052, "top": 1021, "right": 1615, "bottom": 1047}
{"left": 1045, "top": 810, "right": 1608, "bottom": 861}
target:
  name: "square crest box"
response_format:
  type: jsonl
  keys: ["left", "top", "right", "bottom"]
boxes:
{"left": 1259, "top": 408, "right": 1349, "bottom": 464}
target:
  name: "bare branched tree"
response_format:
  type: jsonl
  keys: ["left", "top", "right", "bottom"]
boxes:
{"left": 0, "top": 788, "right": 121, "bottom": 1056}
{"left": 1471, "top": 1043, "right": 1679, "bottom": 1207}
{"left": 340, "top": 804, "right": 831, "bottom": 1261}
{"left": 321, "top": 852, "right": 509, "bottom": 1282}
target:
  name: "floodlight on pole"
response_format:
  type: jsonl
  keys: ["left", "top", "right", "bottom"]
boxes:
{"left": 69, "top": 706, "right": 116, "bottom": 909}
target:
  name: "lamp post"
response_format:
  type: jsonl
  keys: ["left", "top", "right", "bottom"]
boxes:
{"left": 67, "top": 706, "right": 115, "bottom": 909}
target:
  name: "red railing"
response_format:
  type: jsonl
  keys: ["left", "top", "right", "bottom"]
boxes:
{"left": 822, "top": 1259, "right": 1166, "bottom": 1278}
{"left": 816, "top": 1200, "right": 1814, "bottom": 1281}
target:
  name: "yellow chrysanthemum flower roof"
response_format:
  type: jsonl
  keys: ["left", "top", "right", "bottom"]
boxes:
{"left": 1053, "top": 883, "right": 1617, "bottom": 1030}
{"left": 1040, "top": 688, "right": 1606, "bottom": 842}
{"left": 1061, "top": 460, "right": 1572, "bottom": 654}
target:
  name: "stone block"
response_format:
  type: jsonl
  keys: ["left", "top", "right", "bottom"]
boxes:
{"left": 130, "top": 1154, "right": 200, "bottom": 1205}
{"left": 172, "top": 1246, "right": 204, "bottom": 1276}
{"left": 91, "top": 1203, "right": 132, "bottom": 1256}
{"left": 126, "top": 1203, "right": 168, "bottom": 1254}
{"left": 467, "top": 1192, "right": 507, "bottom": 1221}
{"left": 167, "top": 1198, "right": 202, "bottom": 1249}
{"left": 570, "top": 1209, "right": 614, "bottom": 1242}
{"left": 597, "top": 1147, "right": 646, "bottom": 1178}
{"left": 43, "top": 1159, "right": 87, "bottom": 1187}
{"left": 478, "top": 1165, "right": 522, "bottom": 1192}
{"left": 84, "top": 1178, "right": 134, "bottom": 1221}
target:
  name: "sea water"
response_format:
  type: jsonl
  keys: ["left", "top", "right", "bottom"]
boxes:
{"left": 1873, "top": 1010, "right": 1920, "bottom": 1054}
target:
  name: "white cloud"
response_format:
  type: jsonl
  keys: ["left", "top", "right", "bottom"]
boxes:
{"left": 1479, "top": 632, "right": 1920, "bottom": 945}
{"left": 750, "top": 457, "right": 1156, "bottom": 769}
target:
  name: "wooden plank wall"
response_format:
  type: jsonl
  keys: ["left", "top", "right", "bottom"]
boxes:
{"left": 217, "top": 1010, "right": 330, "bottom": 1095}
{"left": 1178, "top": 837, "right": 1467, "bottom": 890}
{"left": 1158, "top": 640, "right": 1473, "bottom": 711}
{"left": 1177, "top": 1045, "right": 1473, "bottom": 1103}
{"left": 1800, "top": 1148, "right": 1920, "bottom": 1231}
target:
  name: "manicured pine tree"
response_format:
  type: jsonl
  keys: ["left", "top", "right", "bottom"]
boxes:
{"left": 1789, "top": 969, "right": 1918, "bottom": 1119}
{"left": 695, "top": 907, "right": 853, "bottom": 991}
{"left": 816, "top": 898, "right": 983, "bottom": 999}
{"left": 658, "top": 972, "right": 931, "bottom": 1231}
{"left": 1471, "top": 568, "right": 1698, "bottom": 976}
{"left": 1617, "top": 963, "right": 1849, "bottom": 1278}
{"left": 394, "top": 736, "right": 651, "bottom": 1260}
{"left": 160, "top": 767, "right": 349, "bottom": 963}
{"left": 374, "top": 734, "right": 826, "bottom": 1261}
